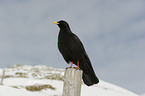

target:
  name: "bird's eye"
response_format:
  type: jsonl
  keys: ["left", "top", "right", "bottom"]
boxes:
{"left": 62, "top": 24, "right": 66, "bottom": 28}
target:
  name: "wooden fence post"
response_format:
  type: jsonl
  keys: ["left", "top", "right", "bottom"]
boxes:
{"left": 0, "top": 69, "right": 5, "bottom": 85}
{"left": 62, "top": 67, "right": 82, "bottom": 96}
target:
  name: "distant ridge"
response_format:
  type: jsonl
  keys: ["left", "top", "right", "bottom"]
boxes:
{"left": 0, "top": 64, "right": 138, "bottom": 96}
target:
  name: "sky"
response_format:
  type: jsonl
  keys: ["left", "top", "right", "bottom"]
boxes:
{"left": 0, "top": 0, "right": 145, "bottom": 94}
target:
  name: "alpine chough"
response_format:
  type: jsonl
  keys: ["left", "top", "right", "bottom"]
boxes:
{"left": 53, "top": 20, "right": 99, "bottom": 86}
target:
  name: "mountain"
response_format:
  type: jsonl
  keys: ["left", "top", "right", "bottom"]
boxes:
{"left": 141, "top": 94, "right": 145, "bottom": 96}
{"left": 0, "top": 64, "right": 138, "bottom": 96}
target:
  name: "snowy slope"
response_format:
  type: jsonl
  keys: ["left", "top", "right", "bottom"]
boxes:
{"left": 0, "top": 64, "right": 138, "bottom": 96}
{"left": 141, "top": 94, "right": 145, "bottom": 96}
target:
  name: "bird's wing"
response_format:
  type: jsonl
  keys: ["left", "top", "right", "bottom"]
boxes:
{"left": 72, "top": 34, "right": 93, "bottom": 68}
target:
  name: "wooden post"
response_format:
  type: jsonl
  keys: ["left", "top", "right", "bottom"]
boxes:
{"left": 62, "top": 67, "right": 82, "bottom": 96}
{"left": 0, "top": 69, "right": 5, "bottom": 85}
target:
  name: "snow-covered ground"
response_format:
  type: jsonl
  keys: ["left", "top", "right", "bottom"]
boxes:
{"left": 0, "top": 64, "right": 138, "bottom": 96}
{"left": 141, "top": 94, "right": 145, "bottom": 96}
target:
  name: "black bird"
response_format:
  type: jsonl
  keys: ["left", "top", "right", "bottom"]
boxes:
{"left": 53, "top": 20, "right": 99, "bottom": 86}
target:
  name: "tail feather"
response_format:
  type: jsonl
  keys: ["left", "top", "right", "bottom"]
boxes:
{"left": 79, "top": 60, "right": 99, "bottom": 86}
{"left": 82, "top": 72, "right": 99, "bottom": 86}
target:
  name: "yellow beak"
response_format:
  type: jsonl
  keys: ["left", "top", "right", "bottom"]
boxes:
{"left": 53, "top": 22, "right": 59, "bottom": 24}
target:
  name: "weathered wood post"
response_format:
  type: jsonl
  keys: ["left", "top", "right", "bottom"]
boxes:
{"left": 0, "top": 69, "right": 5, "bottom": 85}
{"left": 62, "top": 67, "right": 82, "bottom": 96}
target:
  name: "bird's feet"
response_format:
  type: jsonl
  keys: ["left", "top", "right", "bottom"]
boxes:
{"left": 74, "top": 61, "right": 80, "bottom": 69}
{"left": 66, "top": 61, "right": 80, "bottom": 69}
{"left": 66, "top": 62, "right": 73, "bottom": 69}
{"left": 74, "top": 67, "right": 80, "bottom": 69}
{"left": 66, "top": 66, "right": 72, "bottom": 69}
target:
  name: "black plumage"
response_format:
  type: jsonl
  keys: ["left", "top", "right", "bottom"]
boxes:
{"left": 53, "top": 20, "right": 99, "bottom": 86}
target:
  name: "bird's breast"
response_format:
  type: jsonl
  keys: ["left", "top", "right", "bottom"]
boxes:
{"left": 58, "top": 35, "right": 82, "bottom": 60}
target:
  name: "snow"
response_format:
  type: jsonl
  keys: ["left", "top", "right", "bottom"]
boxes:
{"left": 0, "top": 64, "right": 138, "bottom": 96}
{"left": 141, "top": 94, "right": 145, "bottom": 96}
{"left": 81, "top": 80, "right": 137, "bottom": 96}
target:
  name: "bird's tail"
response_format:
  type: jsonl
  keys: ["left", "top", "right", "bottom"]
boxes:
{"left": 79, "top": 61, "right": 99, "bottom": 86}
{"left": 82, "top": 72, "right": 99, "bottom": 86}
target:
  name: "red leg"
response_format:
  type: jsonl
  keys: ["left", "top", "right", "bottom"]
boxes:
{"left": 70, "top": 62, "right": 73, "bottom": 67}
{"left": 76, "top": 61, "right": 79, "bottom": 69}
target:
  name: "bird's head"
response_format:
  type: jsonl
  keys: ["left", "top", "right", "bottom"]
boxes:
{"left": 53, "top": 20, "right": 70, "bottom": 29}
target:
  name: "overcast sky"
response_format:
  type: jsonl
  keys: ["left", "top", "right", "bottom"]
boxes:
{"left": 0, "top": 0, "right": 145, "bottom": 94}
